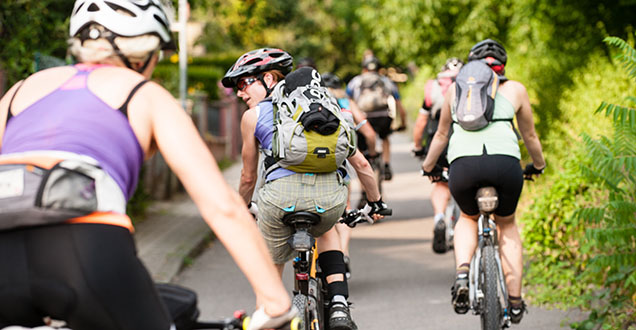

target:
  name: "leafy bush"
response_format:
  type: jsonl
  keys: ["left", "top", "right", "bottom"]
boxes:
{"left": 152, "top": 52, "right": 240, "bottom": 100}
{"left": 519, "top": 38, "right": 634, "bottom": 311}
{"left": 569, "top": 36, "right": 636, "bottom": 330}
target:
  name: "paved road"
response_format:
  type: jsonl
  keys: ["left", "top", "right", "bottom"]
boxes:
{"left": 174, "top": 133, "right": 584, "bottom": 329}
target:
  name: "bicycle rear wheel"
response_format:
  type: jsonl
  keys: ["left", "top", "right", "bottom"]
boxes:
{"left": 480, "top": 245, "right": 502, "bottom": 330}
{"left": 293, "top": 294, "right": 310, "bottom": 330}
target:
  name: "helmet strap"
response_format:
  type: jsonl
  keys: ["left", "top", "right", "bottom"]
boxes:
{"left": 257, "top": 74, "right": 273, "bottom": 97}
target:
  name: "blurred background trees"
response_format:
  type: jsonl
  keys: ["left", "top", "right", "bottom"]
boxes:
{"left": 1, "top": 0, "right": 635, "bottom": 327}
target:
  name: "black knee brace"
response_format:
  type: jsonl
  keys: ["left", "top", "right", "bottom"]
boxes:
{"left": 318, "top": 250, "right": 348, "bottom": 299}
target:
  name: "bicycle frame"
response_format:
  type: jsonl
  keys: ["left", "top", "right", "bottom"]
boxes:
{"left": 284, "top": 212, "right": 326, "bottom": 330}
{"left": 468, "top": 188, "right": 512, "bottom": 329}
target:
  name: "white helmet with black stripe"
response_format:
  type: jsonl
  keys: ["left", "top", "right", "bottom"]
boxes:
{"left": 69, "top": 0, "right": 175, "bottom": 50}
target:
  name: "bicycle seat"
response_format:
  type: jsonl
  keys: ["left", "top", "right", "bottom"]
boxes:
{"left": 282, "top": 211, "right": 322, "bottom": 227}
{"left": 476, "top": 187, "right": 498, "bottom": 213}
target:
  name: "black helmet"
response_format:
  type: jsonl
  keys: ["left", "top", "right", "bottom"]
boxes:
{"left": 468, "top": 39, "right": 507, "bottom": 65}
{"left": 297, "top": 57, "right": 316, "bottom": 69}
{"left": 222, "top": 48, "right": 293, "bottom": 88}
{"left": 321, "top": 72, "right": 342, "bottom": 89}
{"left": 441, "top": 57, "right": 464, "bottom": 72}
{"left": 361, "top": 55, "right": 380, "bottom": 71}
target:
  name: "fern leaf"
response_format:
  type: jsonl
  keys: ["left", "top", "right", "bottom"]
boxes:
{"left": 574, "top": 207, "right": 605, "bottom": 223}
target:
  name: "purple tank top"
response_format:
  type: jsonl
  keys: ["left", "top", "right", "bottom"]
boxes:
{"left": 2, "top": 65, "right": 144, "bottom": 200}
{"left": 254, "top": 100, "right": 294, "bottom": 181}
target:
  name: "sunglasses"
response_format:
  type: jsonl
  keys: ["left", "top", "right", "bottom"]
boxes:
{"left": 237, "top": 77, "right": 258, "bottom": 91}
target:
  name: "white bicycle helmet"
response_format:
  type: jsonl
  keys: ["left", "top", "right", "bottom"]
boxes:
{"left": 69, "top": 0, "right": 175, "bottom": 50}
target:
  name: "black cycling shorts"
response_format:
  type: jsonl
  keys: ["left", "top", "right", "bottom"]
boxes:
{"left": 448, "top": 154, "right": 524, "bottom": 217}
{"left": 367, "top": 115, "right": 393, "bottom": 139}
{"left": 0, "top": 223, "right": 173, "bottom": 330}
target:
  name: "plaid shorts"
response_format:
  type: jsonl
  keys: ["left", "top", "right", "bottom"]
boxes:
{"left": 257, "top": 172, "right": 348, "bottom": 264}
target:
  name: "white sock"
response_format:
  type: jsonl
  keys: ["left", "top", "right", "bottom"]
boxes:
{"left": 434, "top": 213, "right": 444, "bottom": 223}
{"left": 332, "top": 295, "right": 348, "bottom": 306}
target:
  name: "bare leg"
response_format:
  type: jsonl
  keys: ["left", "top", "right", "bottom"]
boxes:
{"left": 494, "top": 214, "right": 523, "bottom": 297}
{"left": 453, "top": 213, "right": 479, "bottom": 267}
{"left": 382, "top": 138, "right": 390, "bottom": 165}
{"left": 334, "top": 223, "right": 352, "bottom": 257}
{"left": 431, "top": 182, "right": 451, "bottom": 216}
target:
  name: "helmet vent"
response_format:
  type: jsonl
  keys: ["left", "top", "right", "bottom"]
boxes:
{"left": 245, "top": 58, "right": 262, "bottom": 65}
{"left": 74, "top": 2, "right": 85, "bottom": 14}
{"left": 87, "top": 3, "right": 100, "bottom": 12}
{"left": 105, "top": 2, "right": 137, "bottom": 17}
{"left": 153, "top": 14, "right": 169, "bottom": 30}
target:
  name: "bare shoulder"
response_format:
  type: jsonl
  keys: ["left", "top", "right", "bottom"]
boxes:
{"left": 500, "top": 79, "right": 527, "bottom": 95}
{"left": 241, "top": 107, "right": 259, "bottom": 127}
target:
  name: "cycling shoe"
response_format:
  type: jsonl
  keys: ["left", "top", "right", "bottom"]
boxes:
{"left": 451, "top": 275, "right": 469, "bottom": 314}
{"left": 432, "top": 220, "right": 447, "bottom": 253}
{"left": 508, "top": 300, "right": 527, "bottom": 324}
{"left": 329, "top": 301, "right": 358, "bottom": 330}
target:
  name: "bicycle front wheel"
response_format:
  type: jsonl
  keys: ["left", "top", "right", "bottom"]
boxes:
{"left": 480, "top": 245, "right": 502, "bottom": 330}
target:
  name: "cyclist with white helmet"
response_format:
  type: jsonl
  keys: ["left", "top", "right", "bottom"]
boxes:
{"left": 224, "top": 48, "right": 388, "bottom": 330}
{"left": 0, "top": 1, "right": 294, "bottom": 329}
{"left": 422, "top": 39, "right": 545, "bottom": 323}
{"left": 412, "top": 57, "right": 463, "bottom": 253}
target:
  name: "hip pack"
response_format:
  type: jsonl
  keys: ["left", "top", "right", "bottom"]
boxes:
{"left": 0, "top": 151, "right": 126, "bottom": 230}
{"left": 267, "top": 68, "right": 357, "bottom": 176}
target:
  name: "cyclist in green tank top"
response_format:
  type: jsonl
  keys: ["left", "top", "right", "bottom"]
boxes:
{"left": 422, "top": 39, "right": 546, "bottom": 324}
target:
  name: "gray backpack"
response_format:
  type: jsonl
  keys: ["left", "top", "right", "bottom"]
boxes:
{"left": 356, "top": 72, "right": 392, "bottom": 113}
{"left": 267, "top": 68, "right": 357, "bottom": 175}
{"left": 454, "top": 61, "right": 501, "bottom": 131}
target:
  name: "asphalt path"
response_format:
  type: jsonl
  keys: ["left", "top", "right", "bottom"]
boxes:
{"left": 175, "top": 132, "right": 584, "bottom": 329}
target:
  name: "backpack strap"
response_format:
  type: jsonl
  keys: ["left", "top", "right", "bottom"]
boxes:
{"left": 5, "top": 80, "right": 25, "bottom": 128}
{"left": 118, "top": 80, "right": 149, "bottom": 118}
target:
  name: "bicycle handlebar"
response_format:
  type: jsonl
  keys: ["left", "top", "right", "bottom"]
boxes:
{"left": 339, "top": 207, "right": 392, "bottom": 228}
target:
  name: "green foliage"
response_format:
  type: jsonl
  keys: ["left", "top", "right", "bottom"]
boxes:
{"left": 152, "top": 53, "right": 238, "bottom": 99}
{"left": 0, "top": 1, "right": 74, "bottom": 87}
{"left": 570, "top": 36, "right": 636, "bottom": 329}
{"left": 518, "top": 37, "right": 634, "bottom": 318}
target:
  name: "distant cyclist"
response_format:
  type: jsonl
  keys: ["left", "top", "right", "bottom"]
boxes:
{"left": 0, "top": 1, "right": 294, "bottom": 329}
{"left": 421, "top": 39, "right": 546, "bottom": 324}
{"left": 322, "top": 71, "right": 378, "bottom": 277}
{"left": 223, "top": 48, "right": 388, "bottom": 330}
{"left": 346, "top": 55, "right": 407, "bottom": 181}
{"left": 412, "top": 57, "right": 463, "bottom": 253}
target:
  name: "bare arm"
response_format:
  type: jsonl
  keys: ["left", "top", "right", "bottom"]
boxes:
{"left": 349, "top": 99, "right": 377, "bottom": 156}
{"left": 238, "top": 110, "right": 260, "bottom": 204}
{"left": 513, "top": 82, "right": 546, "bottom": 169}
{"left": 347, "top": 150, "right": 381, "bottom": 202}
{"left": 144, "top": 85, "right": 290, "bottom": 316}
{"left": 413, "top": 112, "right": 429, "bottom": 150}
{"left": 422, "top": 84, "right": 453, "bottom": 172}
{"left": 396, "top": 99, "right": 408, "bottom": 129}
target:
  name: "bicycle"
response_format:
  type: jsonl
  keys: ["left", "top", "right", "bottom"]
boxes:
{"left": 467, "top": 186, "right": 512, "bottom": 329}
{"left": 3, "top": 283, "right": 299, "bottom": 330}
{"left": 282, "top": 211, "right": 328, "bottom": 330}
{"left": 283, "top": 205, "right": 392, "bottom": 330}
